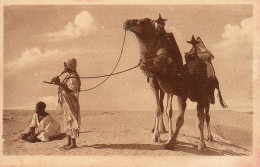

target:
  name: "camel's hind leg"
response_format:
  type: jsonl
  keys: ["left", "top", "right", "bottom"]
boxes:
{"left": 205, "top": 102, "right": 214, "bottom": 142}
{"left": 164, "top": 96, "right": 187, "bottom": 149}
{"left": 197, "top": 102, "right": 206, "bottom": 150}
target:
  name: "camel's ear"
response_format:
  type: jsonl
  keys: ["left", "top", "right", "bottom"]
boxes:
{"left": 157, "top": 13, "right": 167, "bottom": 22}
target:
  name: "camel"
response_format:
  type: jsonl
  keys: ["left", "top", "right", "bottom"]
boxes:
{"left": 123, "top": 15, "right": 227, "bottom": 150}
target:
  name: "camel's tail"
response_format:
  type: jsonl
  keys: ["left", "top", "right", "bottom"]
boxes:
{"left": 217, "top": 89, "right": 228, "bottom": 108}
{"left": 213, "top": 76, "right": 228, "bottom": 108}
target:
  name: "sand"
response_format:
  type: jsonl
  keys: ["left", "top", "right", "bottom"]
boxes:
{"left": 3, "top": 109, "right": 252, "bottom": 156}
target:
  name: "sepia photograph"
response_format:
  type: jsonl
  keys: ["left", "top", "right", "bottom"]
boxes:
{"left": 1, "top": 0, "right": 260, "bottom": 166}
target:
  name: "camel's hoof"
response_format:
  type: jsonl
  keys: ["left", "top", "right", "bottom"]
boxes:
{"left": 164, "top": 143, "right": 175, "bottom": 150}
{"left": 152, "top": 136, "right": 161, "bottom": 143}
{"left": 164, "top": 138, "right": 177, "bottom": 150}
{"left": 164, "top": 141, "right": 176, "bottom": 150}
{"left": 167, "top": 134, "right": 174, "bottom": 142}
{"left": 198, "top": 142, "right": 206, "bottom": 150}
{"left": 152, "top": 136, "right": 157, "bottom": 142}
{"left": 206, "top": 135, "right": 214, "bottom": 142}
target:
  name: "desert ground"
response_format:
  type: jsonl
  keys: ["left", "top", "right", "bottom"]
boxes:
{"left": 3, "top": 109, "right": 252, "bottom": 156}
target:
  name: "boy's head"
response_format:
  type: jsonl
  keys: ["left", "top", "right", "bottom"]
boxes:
{"left": 35, "top": 101, "right": 46, "bottom": 114}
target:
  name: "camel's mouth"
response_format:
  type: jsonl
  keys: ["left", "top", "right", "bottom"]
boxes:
{"left": 123, "top": 19, "right": 141, "bottom": 33}
{"left": 123, "top": 20, "right": 131, "bottom": 31}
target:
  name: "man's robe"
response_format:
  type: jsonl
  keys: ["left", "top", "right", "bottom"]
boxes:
{"left": 58, "top": 72, "right": 81, "bottom": 138}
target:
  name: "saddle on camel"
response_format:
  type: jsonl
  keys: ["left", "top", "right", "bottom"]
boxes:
{"left": 184, "top": 35, "right": 217, "bottom": 104}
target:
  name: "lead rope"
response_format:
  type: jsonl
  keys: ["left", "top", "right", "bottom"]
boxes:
{"left": 80, "top": 30, "right": 127, "bottom": 92}
{"left": 79, "top": 65, "right": 139, "bottom": 79}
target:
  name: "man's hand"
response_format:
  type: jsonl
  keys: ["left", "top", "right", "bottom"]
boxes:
{"left": 51, "top": 76, "right": 61, "bottom": 85}
{"left": 51, "top": 76, "right": 72, "bottom": 93}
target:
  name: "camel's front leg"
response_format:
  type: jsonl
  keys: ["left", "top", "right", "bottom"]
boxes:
{"left": 205, "top": 102, "right": 214, "bottom": 142}
{"left": 158, "top": 88, "right": 166, "bottom": 133}
{"left": 152, "top": 110, "right": 161, "bottom": 143}
{"left": 164, "top": 96, "right": 187, "bottom": 149}
{"left": 151, "top": 89, "right": 166, "bottom": 133}
{"left": 197, "top": 102, "right": 206, "bottom": 150}
{"left": 165, "top": 93, "right": 174, "bottom": 140}
{"left": 150, "top": 78, "right": 163, "bottom": 142}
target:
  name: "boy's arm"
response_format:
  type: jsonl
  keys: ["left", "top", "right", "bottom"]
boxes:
{"left": 29, "top": 113, "right": 37, "bottom": 128}
{"left": 29, "top": 127, "right": 35, "bottom": 133}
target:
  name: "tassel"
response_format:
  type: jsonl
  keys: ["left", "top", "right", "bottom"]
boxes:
{"left": 217, "top": 90, "right": 228, "bottom": 108}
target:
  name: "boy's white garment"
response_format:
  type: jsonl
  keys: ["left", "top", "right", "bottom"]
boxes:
{"left": 29, "top": 113, "right": 61, "bottom": 141}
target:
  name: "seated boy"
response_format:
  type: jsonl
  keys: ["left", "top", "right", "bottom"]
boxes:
{"left": 21, "top": 101, "right": 61, "bottom": 142}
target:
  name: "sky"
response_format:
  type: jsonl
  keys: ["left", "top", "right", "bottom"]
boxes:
{"left": 3, "top": 5, "right": 254, "bottom": 112}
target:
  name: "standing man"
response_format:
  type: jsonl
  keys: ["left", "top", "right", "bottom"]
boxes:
{"left": 51, "top": 58, "right": 81, "bottom": 150}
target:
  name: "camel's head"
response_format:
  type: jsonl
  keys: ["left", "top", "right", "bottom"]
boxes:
{"left": 123, "top": 18, "right": 156, "bottom": 35}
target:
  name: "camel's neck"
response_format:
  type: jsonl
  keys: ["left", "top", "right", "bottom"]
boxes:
{"left": 135, "top": 33, "right": 158, "bottom": 61}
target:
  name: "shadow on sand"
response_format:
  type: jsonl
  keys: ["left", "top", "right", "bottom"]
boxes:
{"left": 177, "top": 141, "right": 247, "bottom": 156}
{"left": 50, "top": 131, "right": 92, "bottom": 141}
{"left": 50, "top": 133, "right": 67, "bottom": 141}
{"left": 79, "top": 133, "right": 249, "bottom": 156}
{"left": 82, "top": 143, "right": 164, "bottom": 151}
{"left": 180, "top": 133, "right": 251, "bottom": 153}
{"left": 79, "top": 131, "right": 93, "bottom": 134}
{"left": 80, "top": 141, "right": 246, "bottom": 156}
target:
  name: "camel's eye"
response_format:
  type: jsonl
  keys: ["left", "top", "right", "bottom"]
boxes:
{"left": 140, "top": 20, "right": 148, "bottom": 26}
{"left": 139, "top": 20, "right": 144, "bottom": 25}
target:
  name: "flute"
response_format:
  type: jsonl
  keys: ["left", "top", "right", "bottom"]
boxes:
{"left": 43, "top": 71, "right": 66, "bottom": 85}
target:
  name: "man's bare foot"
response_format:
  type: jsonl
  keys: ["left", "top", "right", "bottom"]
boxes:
{"left": 60, "top": 135, "right": 71, "bottom": 148}
{"left": 62, "top": 138, "right": 77, "bottom": 150}
{"left": 62, "top": 144, "right": 77, "bottom": 150}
